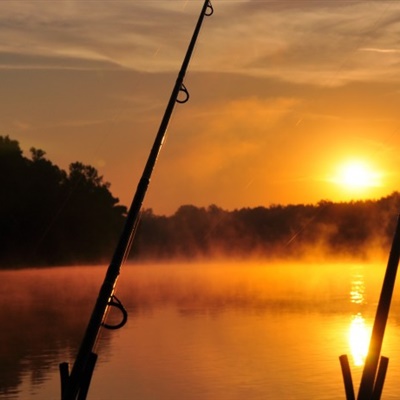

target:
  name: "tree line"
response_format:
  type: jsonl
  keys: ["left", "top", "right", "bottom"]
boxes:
{"left": 132, "top": 195, "right": 400, "bottom": 261}
{"left": 1, "top": 135, "right": 400, "bottom": 267}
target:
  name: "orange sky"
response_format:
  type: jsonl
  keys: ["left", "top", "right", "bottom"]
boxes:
{"left": 1, "top": 1, "right": 400, "bottom": 215}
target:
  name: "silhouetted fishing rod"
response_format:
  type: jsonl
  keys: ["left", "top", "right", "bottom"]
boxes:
{"left": 339, "top": 215, "right": 400, "bottom": 400}
{"left": 59, "top": 2, "right": 213, "bottom": 399}
{"left": 356, "top": 215, "right": 400, "bottom": 400}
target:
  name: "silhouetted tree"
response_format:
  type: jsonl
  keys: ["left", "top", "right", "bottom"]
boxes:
{"left": 0, "top": 136, "right": 126, "bottom": 267}
{"left": 0, "top": 136, "right": 30, "bottom": 263}
{"left": 129, "top": 195, "right": 400, "bottom": 261}
{"left": 55, "top": 162, "right": 126, "bottom": 263}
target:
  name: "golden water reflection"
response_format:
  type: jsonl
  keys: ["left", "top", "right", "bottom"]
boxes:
{"left": 348, "top": 267, "right": 370, "bottom": 367}
{"left": 349, "top": 313, "right": 370, "bottom": 366}
{"left": 350, "top": 273, "right": 365, "bottom": 305}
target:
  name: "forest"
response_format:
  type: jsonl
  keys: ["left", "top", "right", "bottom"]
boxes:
{"left": 1, "top": 135, "right": 400, "bottom": 267}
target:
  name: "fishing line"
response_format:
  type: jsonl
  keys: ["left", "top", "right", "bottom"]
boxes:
{"left": 98, "top": 0, "right": 210, "bottom": 326}
{"left": 284, "top": 202, "right": 331, "bottom": 248}
{"left": 278, "top": 1, "right": 396, "bottom": 247}
{"left": 168, "top": 1, "right": 396, "bottom": 253}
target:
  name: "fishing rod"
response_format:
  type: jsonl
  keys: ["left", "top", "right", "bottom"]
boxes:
{"left": 339, "top": 215, "right": 400, "bottom": 400}
{"left": 59, "top": 2, "right": 213, "bottom": 399}
{"left": 356, "top": 215, "right": 400, "bottom": 400}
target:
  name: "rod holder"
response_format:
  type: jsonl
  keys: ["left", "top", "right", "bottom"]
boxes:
{"left": 339, "top": 354, "right": 355, "bottom": 400}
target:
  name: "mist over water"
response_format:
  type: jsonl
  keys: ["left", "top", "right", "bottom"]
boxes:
{"left": 2, "top": 260, "right": 400, "bottom": 400}
{"left": 117, "top": 261, "right": 380, "bottom": 315}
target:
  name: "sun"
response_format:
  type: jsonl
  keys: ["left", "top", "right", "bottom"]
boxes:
{"left": 332, "top": 160, "right": 382, "bottom": 192}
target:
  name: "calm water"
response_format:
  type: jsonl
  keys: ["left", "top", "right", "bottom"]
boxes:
{"left": 1, "top": 261, "right": 400, "bottom": 400}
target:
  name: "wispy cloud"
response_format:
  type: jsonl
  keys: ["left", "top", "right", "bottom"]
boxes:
{"left": 1, "top": 1, "right": 400, "bottom": 84}
{"left": 0, "top": 2, "right": 203, "bottom": 72}
{"left": 360, "top": 47, "right": 400, "bottom": 54}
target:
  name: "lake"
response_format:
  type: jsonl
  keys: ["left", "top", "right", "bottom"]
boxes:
{"left": 1, "top": 261, "right": 400, "bottom": 400}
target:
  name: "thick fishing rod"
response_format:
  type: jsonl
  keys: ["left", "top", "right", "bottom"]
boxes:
{"left": 59, "top": 2, "right": 213, "bottom": 399}
{"left": 356, "top": 215, "right": 400, "bottom": 400}
{"left": 339, "top": 215, "right": 400, "bottom": 400}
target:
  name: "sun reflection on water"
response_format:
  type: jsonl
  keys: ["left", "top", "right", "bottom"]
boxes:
{"left": 348, "top": 268, "right": 371, "bottom": 367}
{"left": 350, "top": 274, "right": 365, "bottom": 305}
{"left": 349, "top": 313, "right": 370, "bottom": 366}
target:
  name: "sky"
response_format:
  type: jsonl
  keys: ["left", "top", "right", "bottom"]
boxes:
{"left": 1, "top": 0, "right": 400, "bottom": 215}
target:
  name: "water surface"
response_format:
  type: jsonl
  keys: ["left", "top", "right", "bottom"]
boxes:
{"left": 1, "top": 261, "right": 400, "bottom": 400}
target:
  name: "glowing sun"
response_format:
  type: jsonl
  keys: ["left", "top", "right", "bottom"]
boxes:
{"left": 332, "top": 160, "right": 382, "bottom": 191}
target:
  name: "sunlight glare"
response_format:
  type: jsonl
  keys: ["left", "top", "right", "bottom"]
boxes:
{"left": 331, "top": 160, "right": 382, "bottom": 193}
{"left": 349, "top": 314, "right": 370, "bottom": 366}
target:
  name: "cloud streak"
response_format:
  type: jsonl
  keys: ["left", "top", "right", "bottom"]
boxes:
{"left": 1, "top": 1, "right": 400, "bottom": 81}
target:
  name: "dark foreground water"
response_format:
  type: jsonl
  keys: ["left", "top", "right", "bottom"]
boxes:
{"left": 1, "top": 261, "right": 400, "bottom": 400}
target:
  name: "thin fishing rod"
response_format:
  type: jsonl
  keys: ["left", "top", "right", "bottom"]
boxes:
{"left": 59, "top": 2, "right": 213, "bottom": 399}
{"left": 356, "top": 215, "right": 400, "bottom": 400}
